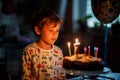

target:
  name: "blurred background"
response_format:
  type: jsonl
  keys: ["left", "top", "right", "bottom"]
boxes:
{"left": 0, "top": 0, "right": 120, "bottom": 80}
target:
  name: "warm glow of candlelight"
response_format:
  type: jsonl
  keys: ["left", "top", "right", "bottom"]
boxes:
{"left": 67, "top": 42, "right": 71, "bottom": 56}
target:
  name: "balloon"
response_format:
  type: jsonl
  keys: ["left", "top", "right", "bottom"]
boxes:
{"left": 91, "top": 0, "right": 120, "bottom": 24}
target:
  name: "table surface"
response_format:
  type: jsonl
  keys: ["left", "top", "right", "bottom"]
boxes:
{"left": 67, "top": 72, "right": 120, "bottom": 80}
{"left": 65, "top": 67, "right": 120, "bottom": 80}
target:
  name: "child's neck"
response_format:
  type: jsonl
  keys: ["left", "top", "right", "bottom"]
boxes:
{"left": 36, "top": 40, "right": 52, "bottom": 50}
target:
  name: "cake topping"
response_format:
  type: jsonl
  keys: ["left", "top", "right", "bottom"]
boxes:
{"left": 64, "top": 54, "right": 102, "bottom": 63}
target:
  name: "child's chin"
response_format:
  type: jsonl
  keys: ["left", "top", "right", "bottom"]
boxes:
{"left": 51, "top": 41, "right": 56, "bottom": 44}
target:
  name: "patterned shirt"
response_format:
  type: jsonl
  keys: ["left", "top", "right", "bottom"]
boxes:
{"left": 21, "top": 42, "right": 66, "bottom": 80}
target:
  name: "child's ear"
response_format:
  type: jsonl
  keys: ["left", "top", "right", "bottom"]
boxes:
{"left": 34, "top": 26, "right": 40, "bottom": 35}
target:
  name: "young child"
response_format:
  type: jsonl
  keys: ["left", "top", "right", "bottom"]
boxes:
{"left": 20, "top": 8, "right": 66, "bottom": 80}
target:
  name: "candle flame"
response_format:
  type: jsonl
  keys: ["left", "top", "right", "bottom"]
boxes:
{"left": 68, "top": 42, "right": 71, "bottom": 47}
{"left": 96, "top": 47, "right": 98, "bottom": 51}
{"left": 84, "top": 47, "right": 87, "bottom": 52}
{"left": 75, "top": 38, "right": 78, "bottom": 43}
{"left": 88, "top": 46, "right": 90, "bottom": 48}
{"left": 75, "top": 38, "right": 80, "bottom": 45}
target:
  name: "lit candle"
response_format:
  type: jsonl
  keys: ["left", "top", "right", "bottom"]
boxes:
{"left": 74, "top": 38, "right": 80, "bottom": 58}
{"left": 67, "top": 42, "right": 71, "bottom": 56}
{"left": 94, "top": 47, "right": 98, "bottom": 58}
{"left": 84, "top": 46, "right": 87, "bottom": 56}
{"left": 88, "top": 46, "right": 90, "bottom": 57}
{"left": 96, "top": 47, "right": 99, "bottom": 57}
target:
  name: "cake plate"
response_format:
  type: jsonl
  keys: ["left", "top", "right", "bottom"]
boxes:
{"left": 65, "top": 67, "right": 112, "bottom": 79}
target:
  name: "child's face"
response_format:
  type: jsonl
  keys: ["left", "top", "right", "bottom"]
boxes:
{"left": 39, "top": 23, "right": 61, "bottom": 45}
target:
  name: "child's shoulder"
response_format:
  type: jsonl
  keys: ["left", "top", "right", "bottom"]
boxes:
{"left": 53, "top": 45, "right": 62, "bottom": 51}
{"left": 24, "top": 42, "right": 37, "bottom": 50}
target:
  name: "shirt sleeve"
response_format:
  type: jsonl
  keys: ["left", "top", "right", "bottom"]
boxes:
{"left": 21, "top": 48, "right": 36, "bottom": 80}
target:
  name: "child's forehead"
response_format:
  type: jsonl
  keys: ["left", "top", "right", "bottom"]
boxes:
{"left": 44, "top": 22, "right": 60, "bottom": 28}
{"left": 45, "top": 22, "right": 56, "bottom": 26}
{"left": 44, "top": 19, "right": 61, "bottom": 26}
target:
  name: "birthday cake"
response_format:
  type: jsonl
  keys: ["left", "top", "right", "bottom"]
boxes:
{"left": 63, "top": 54, "right": 104, "bottom": 71}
